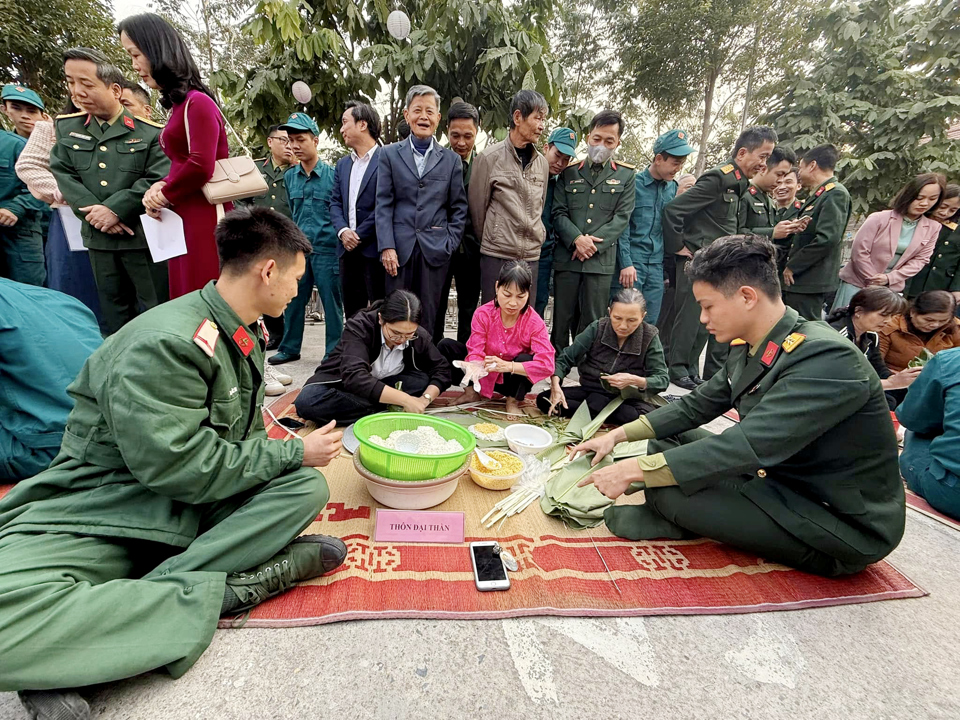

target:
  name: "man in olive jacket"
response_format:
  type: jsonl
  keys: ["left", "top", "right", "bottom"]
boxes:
{"left": 574, "top": 235, "right": 904, "bottom": 577}
{"left": 782, "top": 144, "right": 852, "bottom": 321}
{"left": 0, "top": 208, "right": 347, "bottom": 720}
{"left": 469, "top": 90, "right": 550, "bottom": 304}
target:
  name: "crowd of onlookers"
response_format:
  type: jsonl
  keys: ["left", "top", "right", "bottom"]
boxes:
{"left": 2, "top": 12, "right": 959, "bottom": 521}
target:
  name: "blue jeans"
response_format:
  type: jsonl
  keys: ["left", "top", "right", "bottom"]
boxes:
{"left": 609, "top": 262, "right": 664, "bottom": 325}
{"left": 901, "top": 430, "right": 960, "bottom": 521}
{"left": 280, "top": 249, "right": 344, "bottom": 358}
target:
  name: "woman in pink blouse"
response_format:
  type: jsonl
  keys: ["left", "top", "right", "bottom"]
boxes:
{"left": 438, "top": 261, "right": 555, "bottom": 416}
{"left": 119, "top": 13, "right": 231, "bottom": 298}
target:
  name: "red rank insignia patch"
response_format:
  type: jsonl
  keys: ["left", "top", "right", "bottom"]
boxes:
{"left": 815, "top": 187, "right": 824, "bottom": 197}
{"left": 760, "top": 340, "right": 779, "bottom": 367}
{"left": 123, "top": 115, "right": 135, "bottom": 129}
{"left": 232, "top": 326, "right": 254, "bottom": 356}
{"left": 734, "top": 169, "right": 742, "bottom": 180}
{"left": 748, "top": 186, "right": 757, "bottom": 195}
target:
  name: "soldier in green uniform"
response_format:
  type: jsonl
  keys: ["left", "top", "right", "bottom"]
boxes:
{"left": 573, "top": 235, "right": 904, "bottom": 577}
{"left": 662, "top": 126, "right": 778, "bottom": 388}
{"left": 0, "top": 207, "right": 347, "bottom": 720}
{"left": 905, "top": 195, "right": 960, "bottom": 300}
{"left": 773, "top": 166, "right": 804, "bottom": 222}
{"left": 50, "top": 48, "right": 171, "bottom": 334}
{"left": 782, "top": 144, "right": 852, "bottom": 321}
{"left": 244, "top": 124, "right": 295, "bottom": 348}
{"left": 551, "top": 110, "right": 636, "bottom": 350}
{"left": 0, "top": 85, "right": 49, "bottom": 286}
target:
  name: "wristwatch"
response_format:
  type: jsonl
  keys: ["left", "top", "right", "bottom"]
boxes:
{"left": 423, "top": 392, "right": 434, "bottom": 402}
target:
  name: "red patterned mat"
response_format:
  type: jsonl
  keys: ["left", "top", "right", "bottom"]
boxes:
{"left": 905, "top": 488, "right": 960, "bottom": 532}
{"left": 218, "top": 452, "right": 925, "bottom": 628}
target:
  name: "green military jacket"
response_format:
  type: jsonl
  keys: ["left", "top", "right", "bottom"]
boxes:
{"left": 738, "top": 184, "right": 776, "bottom": 237}
{"left": 248, "top": 157, "right": 292, "bottom": 217}
{"left": 0, "top": 282, "right": 307, "bottom": 546}
{"left": 663, "top": 161, "right": 748, "bottom": 255}
{"left": 628, "top": 307, "right": 905, "bottom": 564}
{"left": 904, "top": 221, "right": 960, "bottom": 297}
{"left": 784, "top": 177, "right": 852, "bottom": 294}
{"left": 776, "top": 198, "right": 804, "bottom": 222}
{"left": 50, "top": 109, "right": 170, "bottom": 251}
{"left": 552, "top": 158, "right": 636, "bottom": 275}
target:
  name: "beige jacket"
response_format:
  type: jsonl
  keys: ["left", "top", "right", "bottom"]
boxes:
{"left": 14, "top": 120, "right": 63, "bottom": 206}
{"left": 468, "top": 138, "right": 549, "bottom": 261}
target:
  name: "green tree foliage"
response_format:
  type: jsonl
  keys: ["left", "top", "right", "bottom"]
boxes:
{"left": 0, "top": 0, "right": 125, "bottom": 112}
{"left": 763, "top": 0, "right": 960, "bottom": 217}
{"left": 213, "top": 0, "right": 563, "bottom": 145}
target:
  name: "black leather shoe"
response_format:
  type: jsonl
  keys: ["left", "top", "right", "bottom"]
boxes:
{"left": 18, "top": 690, "right": 90, "bottom": 720}
{"left": 265, "top": 336, "right": 281, "bottom": 351}
{"left": 691, "top": 374, "right": 705, "bottom": 386}
{"left": 673, "top": 376, "right": 698, "bottom": 391}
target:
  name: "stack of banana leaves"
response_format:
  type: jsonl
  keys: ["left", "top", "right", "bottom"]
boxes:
{"left": 537, "top": 399, "right": 649, "bottom": 529}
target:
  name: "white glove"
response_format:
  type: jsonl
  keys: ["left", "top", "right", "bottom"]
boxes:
{"left": 452, "top": 360, "right": 488, "bottom": 391}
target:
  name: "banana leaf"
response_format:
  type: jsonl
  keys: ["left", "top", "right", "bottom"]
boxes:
{"left": 539, "top": 453, "right": 615, "bottom": 529}
{"left": 535, "top": 397, "right": 624, "bottom": 466}
{"left": 612, "top": 439, "right": 649, "bottom": 459}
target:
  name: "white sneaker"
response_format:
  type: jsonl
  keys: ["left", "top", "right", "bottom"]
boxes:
{"left": 263, "top": 366, "right": 286, "bottom": 396}
{"left": 269, "top": 367, "right": 293, "bottom": 385}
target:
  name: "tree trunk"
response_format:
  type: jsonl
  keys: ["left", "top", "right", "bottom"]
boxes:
{"left": 695, "top": 71, "right": 717, "bottom": 175}
{"left": 201, "top": 0, "right": 216, "bottom": 80}
{"left": 740, "top": 28, "right": 760, "bottom": 132}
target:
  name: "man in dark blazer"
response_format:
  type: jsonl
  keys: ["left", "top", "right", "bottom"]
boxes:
{"left": 375, "top": 85, "right": 468, "bottom": 338}
{"left": 331, "top": 101, "right": 385, "bottom": 318}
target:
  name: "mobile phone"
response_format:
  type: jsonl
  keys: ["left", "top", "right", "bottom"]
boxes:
{"left": 277, "top": 417, "right": 306, "bottom": 430}
{"left": 470, "top": 541, "right": 511, "bottom": 592}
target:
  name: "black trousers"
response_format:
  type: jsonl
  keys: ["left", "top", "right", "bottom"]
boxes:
{"left": 603, "top": 429, "right": 868, "bottom": 577}
{"left": 434, "top": 247, "right": 481, "bottom": 344}
{"left": 535, "top": 385, "right": 656, "bottom": 425}
{"left": 385, "top": 243, "right": 449, "bottom": 339}
{"left": 262, "top": 312, "right": 284, "bottom": 347}
{"left": 437, "top": 339, "right": 533, "bottom": 401}
{"left": 479, "top": 254, "right": 539, "bottom": 309}
{"left": 294, "top": 369, "right": 430, "bottom": 426}
{"left": 656, "top": 255, "right": 678, "bottom": 354}
{"left": 340, "top": 250, "right": 386, "bottom": 320}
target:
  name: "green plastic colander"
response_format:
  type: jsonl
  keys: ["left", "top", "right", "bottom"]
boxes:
{"left": 353, "top": 413, "right": 476, "bottom": 481}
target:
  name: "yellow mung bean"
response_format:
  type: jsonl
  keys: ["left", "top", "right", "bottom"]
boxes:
{"left": 471, "top": 450, "right": 524, "bottom": 476}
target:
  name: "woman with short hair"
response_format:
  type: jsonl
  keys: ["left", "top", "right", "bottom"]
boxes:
{"left": 537, "top": 288, "right": 668, "bottom": 424}
{"left": 439, "top": 261, "right": 555, "bottom": 417}
{"left": 119, "top": 13, "right": 231, "bottom": 298}
{"left": 295, "top": 290, "right": 451, "bottom": 425}
{"left": 879, "top": 290, "right": 960, "bottom": 372}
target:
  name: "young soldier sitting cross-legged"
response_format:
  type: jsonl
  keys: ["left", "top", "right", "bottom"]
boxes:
{"left": 0, "top": 206, "right": 347, "bottom": 720}
{"left": 572, "top": 234, "right": 905, "bottom": 577}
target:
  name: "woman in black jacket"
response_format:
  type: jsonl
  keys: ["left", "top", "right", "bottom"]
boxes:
{"left": 826, "top": 286, "right": 919, "bottom": 409}
{"left": 295, "top": 290, "right": 451, "bottom": 425}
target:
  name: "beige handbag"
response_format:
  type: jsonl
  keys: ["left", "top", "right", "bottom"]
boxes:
{"left": 183, "top": 97, "right": 267, "bottom": 219}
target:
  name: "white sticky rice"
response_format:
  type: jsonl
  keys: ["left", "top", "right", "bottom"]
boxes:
{"left": 368, "top": 426, "right": 465, "bottom": 455}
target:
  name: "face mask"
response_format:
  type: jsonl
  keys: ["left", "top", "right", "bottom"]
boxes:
{"left": 586, "top": 144, "right": 614, "bottom": 165}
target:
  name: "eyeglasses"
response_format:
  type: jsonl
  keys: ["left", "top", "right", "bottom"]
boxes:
{"left": 268, "top": 136, "right": 289, "bottom": 144}
{"left": 384, "top": 326, "right": 417, "bottom": 341}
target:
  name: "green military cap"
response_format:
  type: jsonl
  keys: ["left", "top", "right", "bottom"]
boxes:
{"left": 279, "top": 112, "right": 319, "bottom": 135}
{"left": 653, "top": 129, "right": 694, "bottom": 157}
{"left": 546, "top": 127, "right": 578, "bottom": 157}
{"left": 1, "top": 84, "right": 44, "bottom": 110}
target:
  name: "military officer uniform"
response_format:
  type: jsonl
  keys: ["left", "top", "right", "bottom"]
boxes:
{"left": 771, "top": 198, "right": 804, "bottom": 275}
{"left": 604, "top": 307, "right": 905, "bottom": 577}
{"left": 904, "top": 221, "right": 960, "bottom": 298}
{"left": 738, "top": 185, "right": 776, "bottom": 236}
{"left": 662, "top": 161, "right": 749, "bottom": 382}
{"left": 248, "top": 157, "right": 292, "bottom": 218}
{"left": 50, "top": 108, "right": 171, "bottom": 334}
{"left": 0, "top": 128, "right": 47, "bottom": 286}
{"left": 551, "top": 157, "right": 636, "bottom": 349}
{"left": 0, "top": 281, "right": 330, "bottom": 690}
{"left": 782, "top": 177, "right": 851, "bottom": 321}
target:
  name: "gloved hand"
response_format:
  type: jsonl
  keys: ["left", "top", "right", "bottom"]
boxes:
{"left": 452, "top": 360, "right": 489, "bottom": 392}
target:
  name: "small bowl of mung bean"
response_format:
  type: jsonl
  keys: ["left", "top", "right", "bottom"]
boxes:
{"left": 468, "top": 449, "right": 526, "bottom": 491}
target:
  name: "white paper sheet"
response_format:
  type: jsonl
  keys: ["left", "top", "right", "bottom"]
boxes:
{"left": 57, "top": 206, "right": 86, "bottom": 252}
{"left": 140, "top": 209, "right": 187, "bottom": 263}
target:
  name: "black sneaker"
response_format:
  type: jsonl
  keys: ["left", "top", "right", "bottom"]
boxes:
{"left": 691, "top": 374, "right": 705, "bottom": 386}
{"left": 18, "top": 690, "right": 89, "bottom": 720}
{"left": 673, "top": 376, "right": 698, "bottom": 391}
{"left": 224, "top": 535, "right": 347, "bottom": 614}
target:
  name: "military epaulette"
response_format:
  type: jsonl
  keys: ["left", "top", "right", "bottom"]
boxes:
{"left": 793, "top": 200, "right": 803, "bottom": 209}
{"left": 730, "top": 338, "right": 747, "bottom": 346}
{"left": 945, "top": 221, "right": 959, "bottom": 231}
{"left": 193, "top": 319, "right": 219, "bottom": 358}
{"left": 720, "top": 164, "right": 735, "bottom": 174}
{"left": 55, "top": 111, "right": 86, "bottom": 120}
{"left": 616, "top": 160, "right": 636, "bottom": 169}
{"left": 824, "top": 182, "right": 835, "bottom": 192}
{"left": 782, "top": 332, "right": 806, "bottom": 353}
{"left": 134, "top": 115, "right": 164, "bottom": 128}
{"left": 748, "top": 186, "right": 758, "bottom": 195}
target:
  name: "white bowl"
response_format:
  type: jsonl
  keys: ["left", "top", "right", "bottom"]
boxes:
{"left": 363, "top": 475, "right": 459, "bottom": 509}
{"left": 504, "top": 424, "right": 552, "bottom": 455}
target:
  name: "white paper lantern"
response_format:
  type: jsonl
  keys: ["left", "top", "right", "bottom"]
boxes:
{"left": 292, "top": 81, "right": 312, "bottom": 104}
{"left": 387, "top": 10, "right": 411, "bottom": 40}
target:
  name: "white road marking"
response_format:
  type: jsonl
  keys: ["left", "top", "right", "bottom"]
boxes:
{"left": 724, "top": 617, "right": 806, "bottom": 688}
